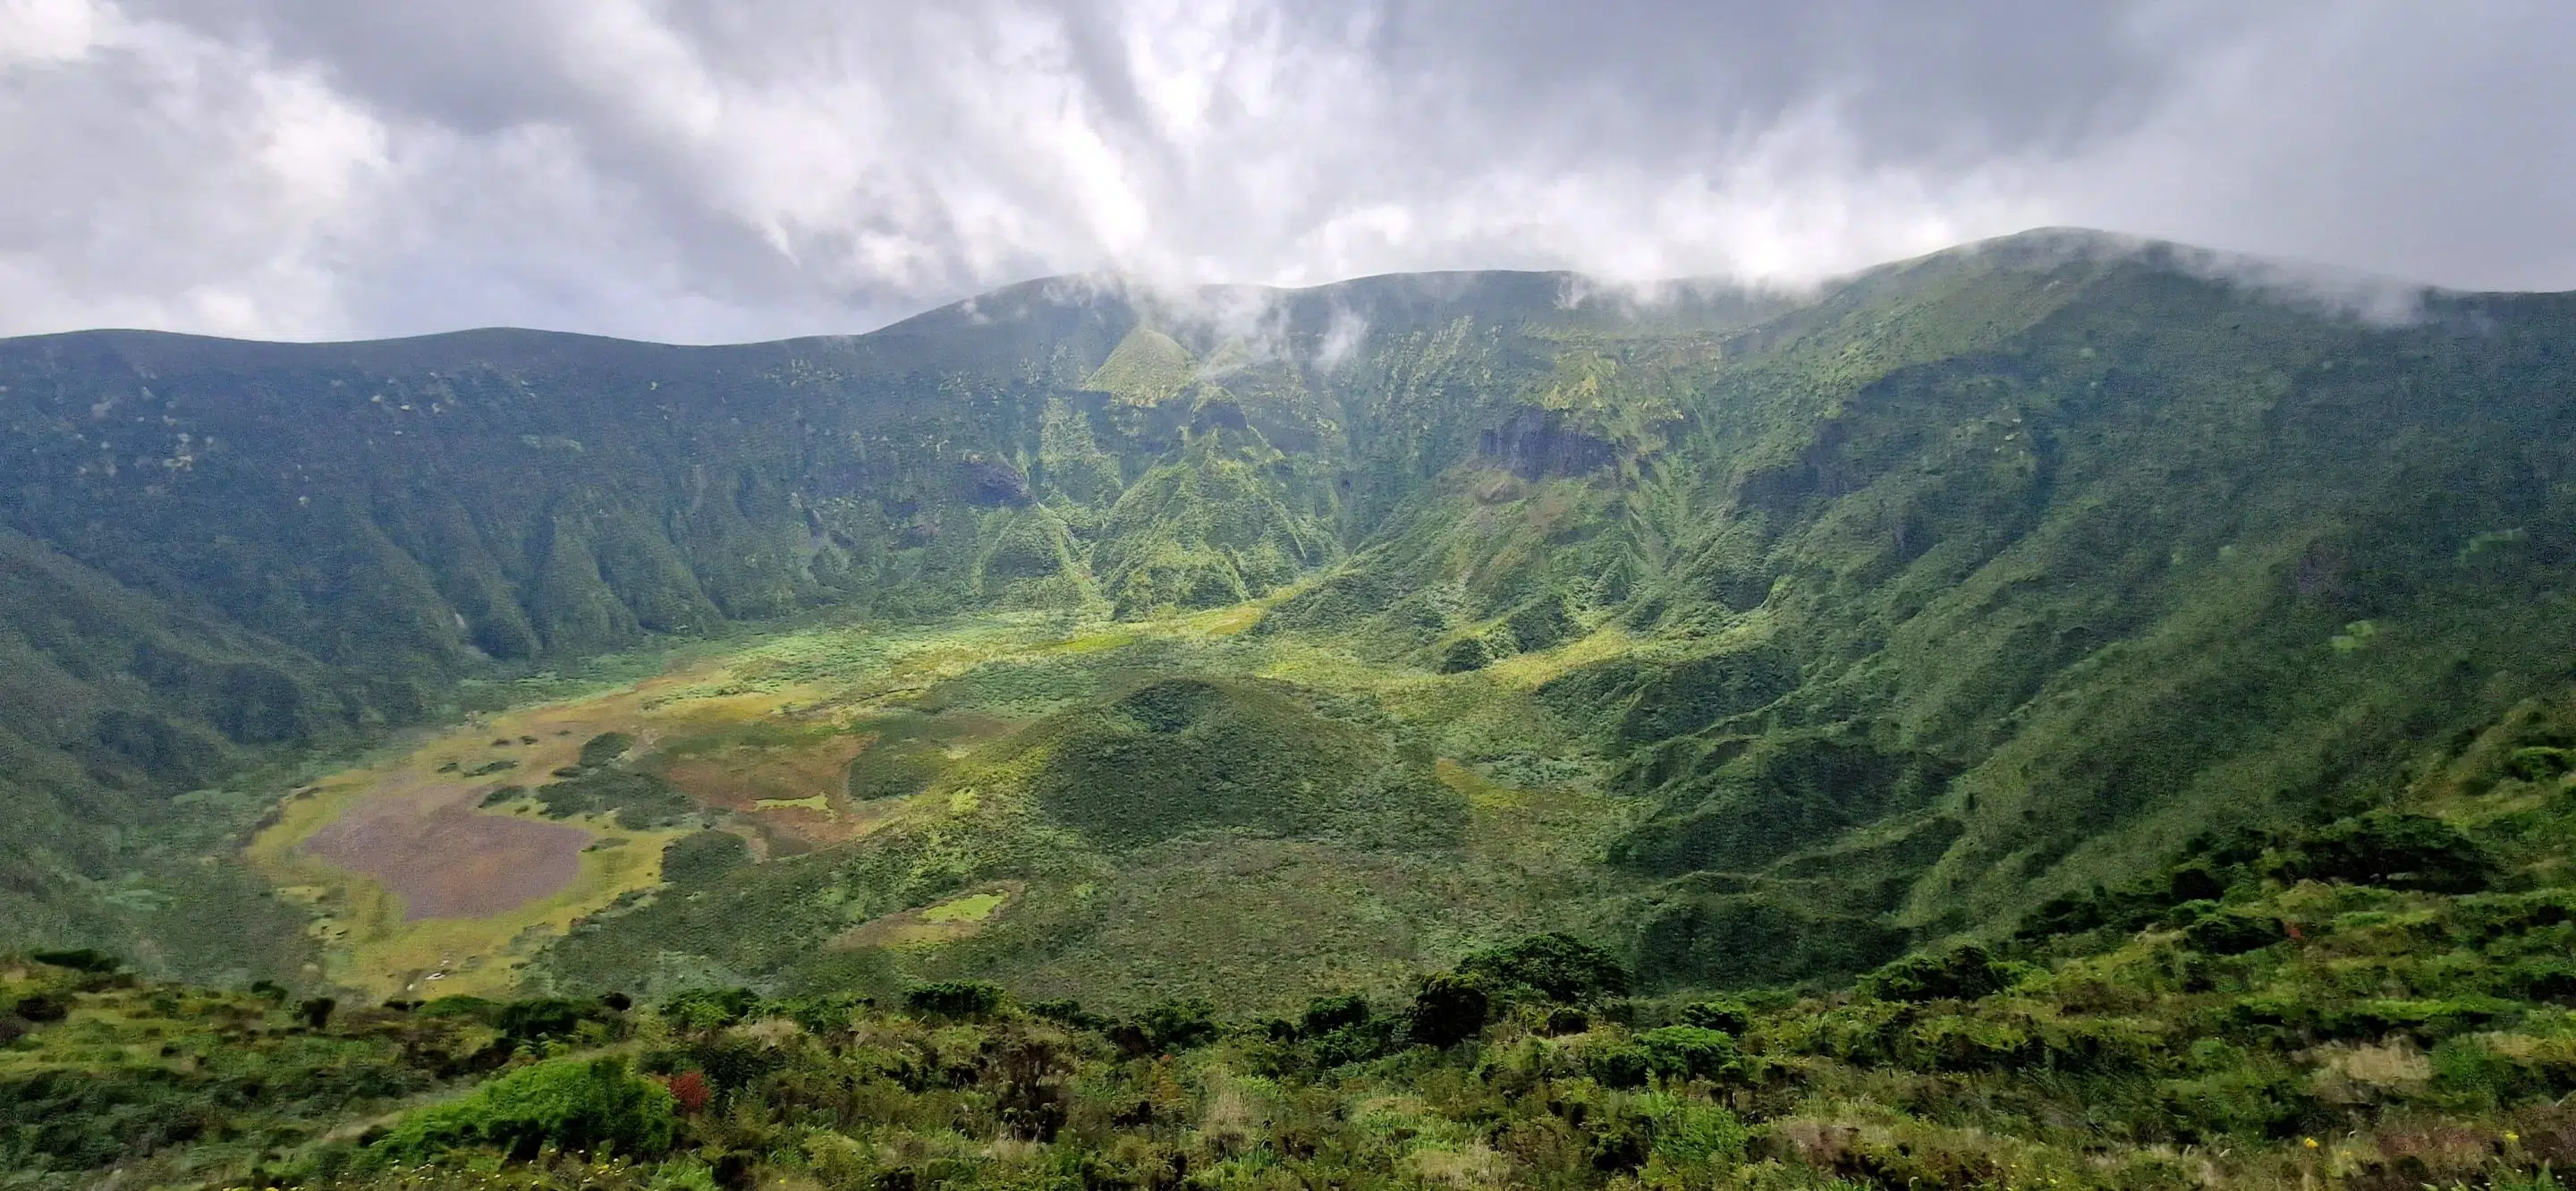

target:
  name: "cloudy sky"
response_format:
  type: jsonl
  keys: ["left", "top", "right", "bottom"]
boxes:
{"left": 1, "top": 0, "right": 2570, "bottom": 343}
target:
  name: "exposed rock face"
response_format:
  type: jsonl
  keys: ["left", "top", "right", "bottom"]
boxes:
{"left": 961, "top": 456, "right": 1032, "bottom": 506}
{"left": 1479, "top": 406, "right": 1618, "bottom": 479}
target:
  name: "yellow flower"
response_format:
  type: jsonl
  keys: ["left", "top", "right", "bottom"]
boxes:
{"left": 2303, "top": 1137, "right": 2320, "bottom": 1149}
{"left": 2507, "top": 1131, "right": 2522, "bottom": 1144}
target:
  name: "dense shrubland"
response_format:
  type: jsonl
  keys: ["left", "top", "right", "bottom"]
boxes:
{"left": 10, "top": 749, "right": 2576, "bottom": 1189}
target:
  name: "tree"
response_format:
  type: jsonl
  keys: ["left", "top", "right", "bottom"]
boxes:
{"left": 1859, "top": 943, "right": 2012, "bottom": 1003}
{"left": 1459, "top": 932, "right": 1631, "bottom": 1003}
{"left": 1407, "top": 974, "right": 1491, "bottom": 1047}
{"left": 905, "top": 981, "right": 1005, "bottom": 1020}
{"left": 371, "top": 1056, "right": 678, "bottom": 1163}
{"left": 2267, "top": 812, "right": 2492, "bottom": 893}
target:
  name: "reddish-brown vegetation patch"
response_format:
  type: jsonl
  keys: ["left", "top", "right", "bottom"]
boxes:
{"left": 300, "top": 770, "right": 591, "bottom": 921}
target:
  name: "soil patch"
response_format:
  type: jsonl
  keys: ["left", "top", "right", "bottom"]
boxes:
{"left": 300, "top": 769, "right": 592, "bottom": 921}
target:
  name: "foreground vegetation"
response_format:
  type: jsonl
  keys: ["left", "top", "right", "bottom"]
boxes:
{"left": 10, "top": 698, "right": 2576, "bottom": 1189}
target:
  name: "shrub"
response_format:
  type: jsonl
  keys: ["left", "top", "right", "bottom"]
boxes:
{"left": 657, "top": 1069, "right": 711, "bottom": 1115}
{"left": 1587, "top": 1042, "right": 1652, "bottom": 1088}
{"left": 371, "top": 1056, "right": 678, "bottom": 1162}
{"left": 1437, "top": 633, "right": 1503, "bottom": 673}
{"left": 1858, "top": 943, "right": 2013, "bottom": 1003}
{"left": 1638, "top": 1025, "right": 1743, "bottom": 1080}
{"left": 1678, "top": 1000, "right": 1751, "bottom": 1034}
{"left": 2268, "top": 812, "right": 2493, "bottom": 894}
{"left": 1459, "top": 932, "right": 1631, "bottom": 1003}
{"left": 1299, "top": 992, "right": 1372, "bottom": 1036}
{"left": 1113, "top": 999, "right": 1218, "bottom": 1054}
{"left": 496, "top": 997, "right": 608, "bottom": 1046}
{"left": 28, "top": 949, "right": 120, "bottom": 974}
{"left": 905, "top": 981, "right": 1004, "bottom": 1019}
{"left": 1408, "top": 974, "right": 1492, "bottom": 1048}
{"left": 418, "top": 994, "right": 502, "bottom": 1020}
{"left": 660, "top": 987, "right": 760, "bottom": 1031}
{"left": 1030, "top": 999, "right": 1104, "bottom": 1030}
{"left": 10, "top": 993, "right": 68, "bottom": 1023}
{"left": 1635, "top": 1092, "right": 1750, "bottom": 1167}
{"left": 2505, "top": 747, "right": 2575, "bottom": 783}
{"left": 1306, "top": 1017, "right": 1403, "bottom": 1068}
{"left": 577, "top": 731, "right": 635, "bottom": 769}
{"left": 774, "top": 993, "right": 865, "bottom": 1035}
{"left": 2182, "top": 909, "right": 2286, "bottom": 956}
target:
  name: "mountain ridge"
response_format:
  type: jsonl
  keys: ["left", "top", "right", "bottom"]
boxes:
{"left": 3, "top": 226, "right": 2572, "bottom": 1009}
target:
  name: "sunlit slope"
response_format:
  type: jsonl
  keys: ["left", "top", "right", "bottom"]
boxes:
{"left": 240, "top": 604, "right": 1637, "bottom": 1011}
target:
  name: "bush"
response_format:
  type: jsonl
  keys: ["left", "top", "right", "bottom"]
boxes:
{"left": 497, "top": 997, "right": 611, "bottom": 1046}
{"left": 1587, "top": 1042, "right": 1652, "bottom": 1088}
{"left": 28, "top": 949, "right": 120, "bottom": 974}
{"left": 1407, "top": 974, "right": 1492, "bottom": 1048}
{"left": 660, "top": 987, "right": 760, "bottom": 1031}
{"left": 1299, "top": 992, "right": 1371, "bottom": 1036}
{"left": 1030, "top": 999, "right": 1105, "bottom": 1030}
{"left": 2268, "top": 812, "right": 2493, "bottom": 893}
{"left": 10, "top": 993, "right": 68, "bottom": 1024}
{"left": 1678, "top": 1000, "right": 1751, "bottom": 1034}
{"left": 1638, "top": 1025, "right": 1743, "bottom": 1080}
{"left": 1859, "top": 944, "right": 2012, "bottom": 1003}
{"left": 1306, "top": 1017, "right": 1402, "bottom": 1068}
{"left": 1635, "top": 1092, "right": 1750, "bottom": 1167}
{"left": 1112, "top": 999, "right": 1218, "bottom": 1054}
{"left": 2182, "top": 908, "right": 2286, "bottom": 956}
{"left": 1459, "top": 932, "right": 1631, "bottom": 1003}
{"left": 371, "top": 1056, "right": 677, "bottom": 1162}
{"left": 577, "top": 732, "right": 635, "bottom": 769}
{"left": 417, "top": 994, "right": 501, "bottom": 1021}
{"left": 905, "top": 981, "right": 1005, "bottom": 1019}
{"left": 2506, "top": 747, "right": 2575, "bottom": 783}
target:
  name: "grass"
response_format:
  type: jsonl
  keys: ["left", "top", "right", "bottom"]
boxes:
{"left": 240, "top": 592, "right": 1638, "bottom": 1011}
{"left": 919, "top": 891, "right": 1008, "bottom": 923}
{"left": 244, "top": 649, "right": 834, "bottom": 998}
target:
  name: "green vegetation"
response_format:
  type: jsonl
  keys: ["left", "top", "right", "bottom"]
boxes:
{"left": 18, "top": 753, "right": 2576, "bottom": 1188}
{"left": 8, "top": 232, "right": 2576, "bottom": 1185}
{"left": 1027, "top": 676, "right": 1462, "bottom": 851}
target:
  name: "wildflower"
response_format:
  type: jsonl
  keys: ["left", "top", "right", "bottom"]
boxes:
{"left": 2303, "top": 1137, "right": 2320, "bottom": 1149}
{"left": 2507, "top": 1131, "right": 2522, "bottom": 1144}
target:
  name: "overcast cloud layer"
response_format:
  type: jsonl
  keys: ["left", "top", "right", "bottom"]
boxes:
{"left": 1, "top": 0, "right": 2571, "bottom": 343}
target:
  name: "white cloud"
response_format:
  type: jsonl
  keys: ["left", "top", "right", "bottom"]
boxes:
{"left": 0, "top": 0, "right": 2568, "bottom": 342}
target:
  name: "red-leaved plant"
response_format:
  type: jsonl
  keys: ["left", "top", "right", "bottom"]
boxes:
{"left": 657, "top": 1069, "right": 711, "bottom": 1115}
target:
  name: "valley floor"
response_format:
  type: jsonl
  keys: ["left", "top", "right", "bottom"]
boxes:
{"left": 250, "top": 600, "right": 1648, "bottom": 1010}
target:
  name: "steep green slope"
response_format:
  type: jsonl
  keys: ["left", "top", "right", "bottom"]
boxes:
{"left": 1298, "top": 242, "right": 2576, "bottom": 987}
{"left": 4, "top": 232, "right": 2574, "bottom": 1004}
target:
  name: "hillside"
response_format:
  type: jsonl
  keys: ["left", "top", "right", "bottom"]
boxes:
{"left": 7, "top": 693, "right": 2576, "bottom": 1188}
{"left": 2, "top": 229, "right": 2572, "bottom": 1017}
